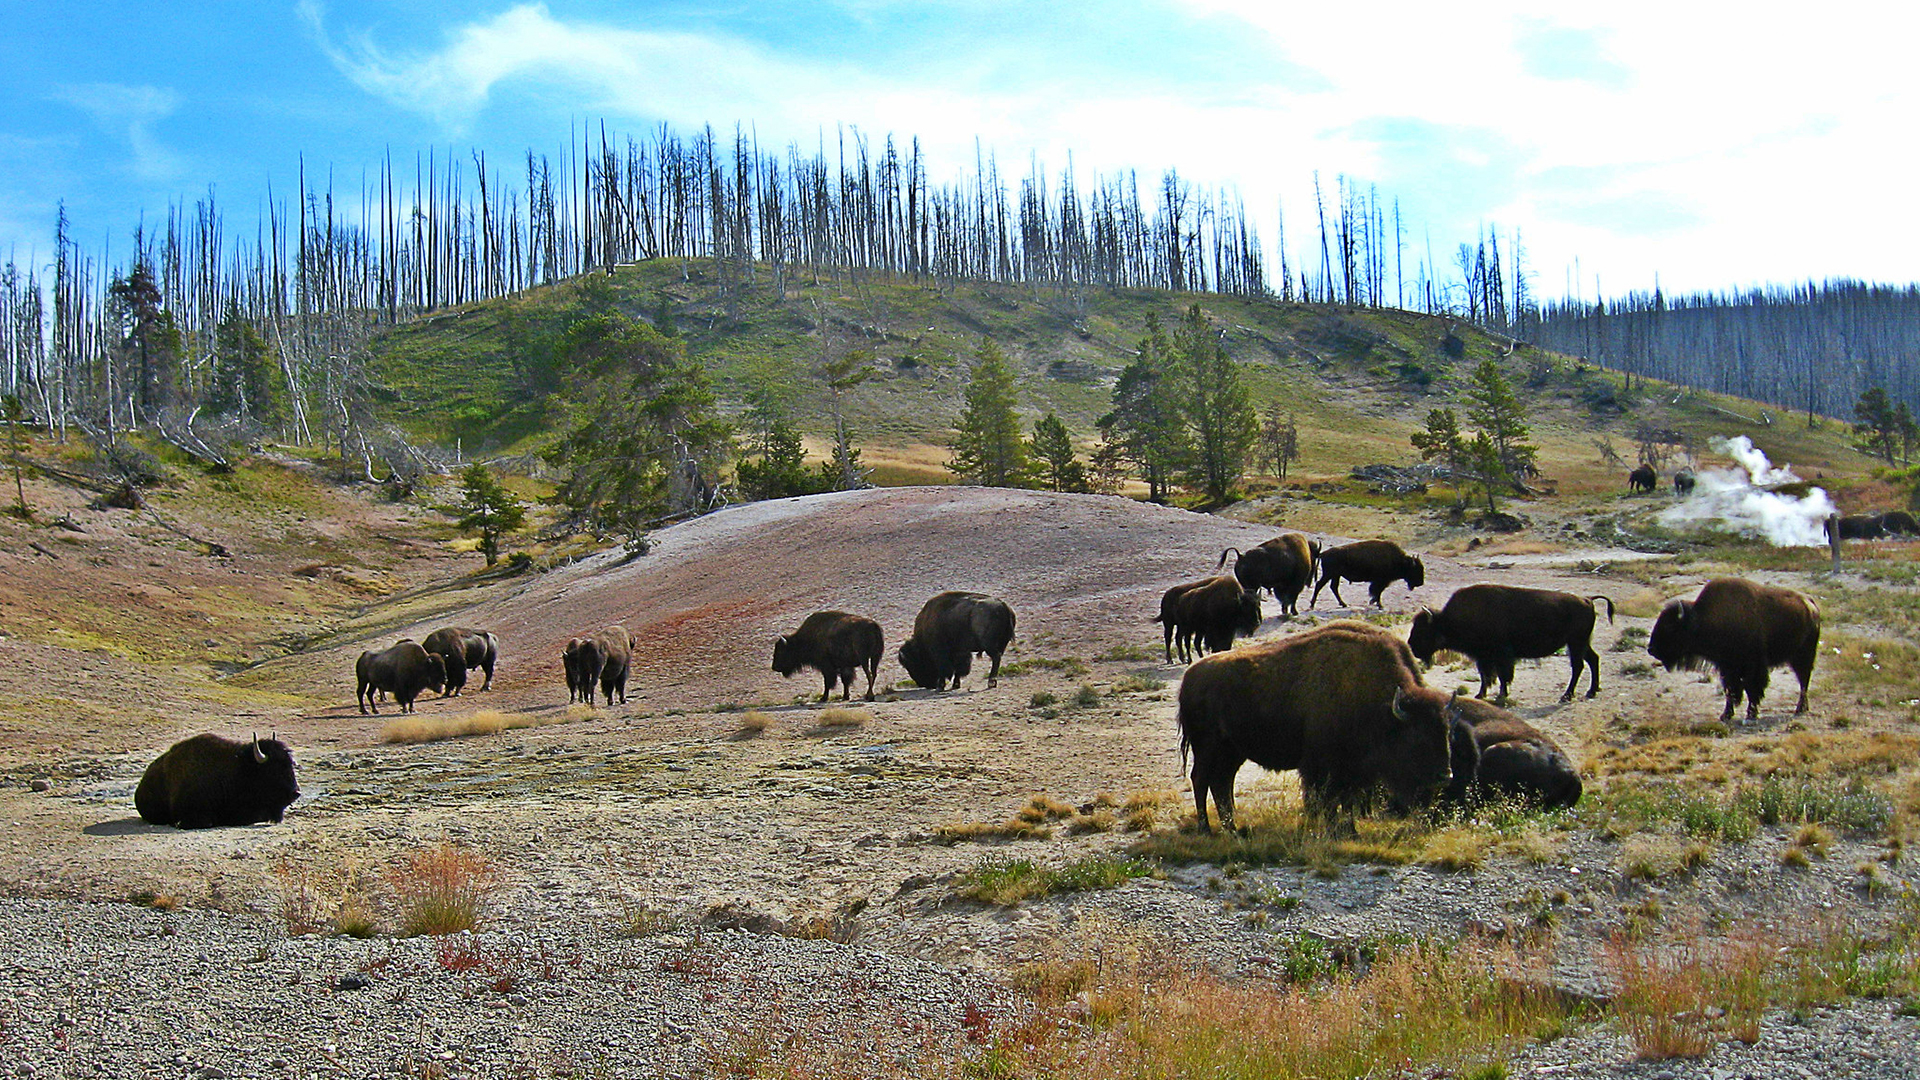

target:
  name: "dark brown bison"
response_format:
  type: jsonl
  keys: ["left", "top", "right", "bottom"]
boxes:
{"left": 899, "top": 592, "right": 1016, "bottom": 691}
{"left": 1828, "top": 514, "right": 1885, "bottom": 541}
{"left": 1628, "top": 465, "right": 1657, "bottom": 493}
{"left": 574, "top": 626, "right": 634, "bottom": 706}
{"left": 1310, "top": 540, "right": 1425, "bottom": 609}
{"left": 1648, "top": 578, "right": 1820, "bottom": 723}
{"left": 1218, "top": 533, "right": 1320, "bottom": 615}
{"left": 135, "top": 734, "right": 300, "bottom": 829}
{"left": 1673, "top": 469, "right": 1696, "bottom": 497}
{"left": 562, "top": 638, "right": 587, "bottom": 703}
{"left": 356, "top": 640, "right": 445, "bottom": 714}
{"left": 1881, "top": 510, "right": 1920, "bottom": 537}
{"left": 1440, "top": 699, "right": 1582, "bottom": 810}
{"left": 421, "top": 627, "right": 498, "bottom": 696}
{"left": 774, "top": 611, "right": 885, "bottom": 702}
{"left": 1175, "top": 621, "right": 1462, "bottom": 831}
{"left": 1408, "top": 584, "right": 1615, "bottom": 703}
{"left": 1154, "top": 575, "right": 1260, "bottom": 663}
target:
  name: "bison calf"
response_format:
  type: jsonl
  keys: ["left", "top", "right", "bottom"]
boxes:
{"left": 356, "top": 640, "right": 446, "bottom": 714}
{"left": 900, "top": 592, "right": 1016, "bottom": 691}
{"left": 774, "top": 611, "right": 885, "bottom": 701}
{"left": 1648, "top": 577, "right": 1820, "bottom": 724}
{"left": 1440, "top": 699, "right": 1582, "bottom": 810}
{"left": 1310, "top": 540, "right": 1425, "bottom": 609}
{"left": 136, "top": 734, "right": 300, "bottom": 829}
{"left": 1408, "top": 584, "right": 1615, "bottom": 703}
{"left": 422, "top": 627, "right": 499, "bottom": 696}
{"left": 1176, "top": 620, "right": 1460, "bottom": 830}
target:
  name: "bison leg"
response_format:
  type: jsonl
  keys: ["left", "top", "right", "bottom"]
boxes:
{"left": 1580, "top": 644, "right": 1602, "bottom": 700}
{"left": 1497, "top": 656, "right": 1516, "bottom": 705}
{"left": 863, "top": 657, "right": 879, "bottom": 702}
{"left": 1327, "top": 578, "right": 1347, "bottom": 607}
{"left": 820, "top": 670, "right": 835, "bottom": 703}
{"left": 1369, "top": 581, "right": 1388, "bottom": 608}
{"left": 479, "top": 660, "right": 494, "bottom": 691}
{"left": 1747, "top": 665, "right": 1770, "bottom": 723}
{"left": 1191, "top": 753, "right": 1242, "bottom": 833}
{"left": 1162, "top": 622, "right": 1177, "bottom": 664}
{"left": 839, "top": 667, "right": 856, "bottom": 702}
{"left": 986, "top": 650, "right": 1003, "bottom": 689}
{"left": 1474, "top": 659, "right": 1497, "bottom": 700}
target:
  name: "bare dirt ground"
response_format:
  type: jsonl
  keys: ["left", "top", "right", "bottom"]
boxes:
{"left": 1, "top": 476, "right": 1914, "bottom": 1075}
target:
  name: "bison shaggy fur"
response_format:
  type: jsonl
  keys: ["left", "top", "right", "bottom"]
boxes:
{"left": 1218, "top": 533, "right": 1319, "bottom": 615}
{"left": 1440, "top": 699, "right": 1582, "bottom": 810}
{"left": 356, "top": 640, "right": 445, "bottom": 714}
{"left": 1628, "top": 465, "right": 1657, "bottom": 493}
{"left": 573, "top": 626, "right": 635, "bottom": 706}
{"left": 1408, "top": 584, "right": 1615, "bottom": 703}
{"left": 1310, "top": 540, "right": 1425, "bottom": 609}
{"left": 135, "top": 734, "right": 300, "bottom": 829}
{"left": 1648, "top": 577, "right": 1820, "bottom": 723}
{"left": 1175, "top": 621, "right": 1461, "bottom": 831}
{"left": 899, "top": 592, "right": 1016, "bottom": 691}
{"left": 1155, "top": 575, "right": 1260, "bottom": 663}
{"left": 421, "top": 626, "right": 498, "bottom": 696}
{"left": 774, "top": 611, "right": 885, "bottom": 702}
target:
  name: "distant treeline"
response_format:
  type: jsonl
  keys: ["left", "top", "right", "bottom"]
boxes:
{"left": 1529, "top": 282, "right": 1920, "bottom": 422}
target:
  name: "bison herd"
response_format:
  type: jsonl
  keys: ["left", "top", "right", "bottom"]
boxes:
{"left": 140, "top": 524, "right": 1825, "bottom": 836}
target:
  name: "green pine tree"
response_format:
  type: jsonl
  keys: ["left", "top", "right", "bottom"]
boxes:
{"left": 1175, "top": 305, "right": 1257, "bottom": 505}
{"left": 1854, "top": 386, "right": 1900, "bottom": 464}
{"left": 457, "top": 464, "right": 526, "bottom": 566}
{"left": 1464, "top": 359, "right": 1538, "bottom": 491}
{"left": 1099, "top": 314, "right": 1190, "bottom": 503}
{"left": 1027, "top": 412, "right": 1089, "bottom": 493}
{"left": 736, "top": 419, "right": 819, "bottom": 500}
{"left": 948, "top": 339, "right": 1029, "bottom": 487}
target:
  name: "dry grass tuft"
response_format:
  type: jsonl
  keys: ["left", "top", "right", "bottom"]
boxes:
{"left": 380, "top": 707, "right": 584, "bottom": 744}
{"left": 1618, "top": 835, "right": 1709, "bottom": 880}
{"left": 934, "top": 818, "right": 1053, "bottom": 843}
{"left": 1419, "top": 827, "right": 1494, "bottom": 871}
{"left": 815, "top": 707, "right": 870, "bottom": 728}
{"left": 1016, "top": 795, "right": 1079, "bottom": 824}
{"left": 128, "top": 889, "right": 179, "bottom": 912}
{"left": 389, "top": 841, "right": 498, "bottom": 936}
{"left": 737, "top": 710, "right": 775, "bottom": 734}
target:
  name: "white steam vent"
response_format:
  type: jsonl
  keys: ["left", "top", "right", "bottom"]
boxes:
{"left": 1658, "top": 436, "right": 1835, "bottom": 547}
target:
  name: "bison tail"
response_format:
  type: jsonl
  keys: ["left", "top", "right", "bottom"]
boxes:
{"left": 1217, "top": 547, "right": 1240, "bottom": 570}
{"left": 1590, "top": 595, "right": 1616, "bottom": 624}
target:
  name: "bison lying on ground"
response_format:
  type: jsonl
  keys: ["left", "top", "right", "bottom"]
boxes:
{"left": 1628, "top": 465, "right": 1657, "bottom": 493}
{"left": 422, "top": 626, "right": 498, "bottom": 696}
{"left": 1218, "top": 533, "right": 1319, "bottom": 616}
{"left": 1175, "top": 620, "right": 1461, "bottom": 831}
{"left": 899, "top": 592, "right": 1016, "bottom": 691}
{"left": 136, "top": 733, "right": 300, "bottom": 829}
{"left": 774, "top": 611, "right": 885, "bottom": 701}
{"left": 1155, "top": 575, "right": 1260, "bottom": 663}
{"left": 1310, "top": 540, "right": 1425, "bottom": 609}
{"left": 1408, "top": 584, "right": 1615, "bottom": 703}
{"left": 356, "top": 640, "right": 445, "bottom": 714}
{"left": 1648, "top": 577, "right": 1820, "bottom": 724}
{"left": 1440, "top": 699, "right": 1582, "bottom": 810}
{"left": 573, "top": 626, "right": 634, "bottom": 706}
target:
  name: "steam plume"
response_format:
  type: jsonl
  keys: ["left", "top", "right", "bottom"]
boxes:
{"left": 1658, "top": 436, "right": 1834, "bottom": 547}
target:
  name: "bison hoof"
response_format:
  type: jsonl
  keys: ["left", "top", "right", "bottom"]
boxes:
{"left": 1559, "top": 692, "right": 1574, "bottom": 703}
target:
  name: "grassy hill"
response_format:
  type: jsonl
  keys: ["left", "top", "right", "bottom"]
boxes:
{"left": 368, "top": 258, "right": 1883, "bottom": 498}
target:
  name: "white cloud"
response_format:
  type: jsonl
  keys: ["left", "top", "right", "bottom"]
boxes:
{"left": 52, "top": 83, "right": 183, "bottom": 182}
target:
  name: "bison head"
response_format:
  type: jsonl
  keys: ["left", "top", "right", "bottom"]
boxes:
{"left": 1646, "top": 599, "right": 1696, "bottom": 671}
{"left": 1406, "top": 607, "right": 1442, "bottom": 663}
{"left": 771, "top": 635, "right": 801, "bottom": 677}
{"left": 1404, "top": 556, "right": 1426, "bottom": 590}
{"left": 424, "top": 653, "right": 447, "bottom": 692}
{"left": 898, "top": 637, "right": 940, "bottom": 690}
{"left": 1233, "top": 592, "right": 1262, "bottom": 636}
{"left": 1375, "top": 687, "right": 1459, "bottom": 806}
{"left": 244, "top": 735, "right": 301, "bottom": 822}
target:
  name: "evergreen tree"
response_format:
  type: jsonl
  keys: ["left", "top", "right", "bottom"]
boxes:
{"left": 456, "top": 464, "right": 526, "bottom": 566}
{"left": 1099, "top": 314, "right": 1189, "bottom": 502}
{"left": 1854, "top": 386, "right": 1900, "bottom": 464}
{"left": 208, "top": 301, "right": 280, "bottom": 425}
{"left": 1175, "top": 304, "right": 1257, "bottom": 504}
{"left": 735, "top": 419, "right": 819, "bottom": 500}
{"left": 1027, "top": 412, "right": 1089, "bottom": 493}
{"left": 820, "top": 351, "right": 873, "bottom": 490}
{"left": 1464, "top": 358, "right": 1538, "bottom": 490}
{"left": 106, "top": 260, "right": 180, "bottom": 417}
{"left": 3, "top": 394, "right": 29, "bottom": 519}
{"left": 545, "top": 313, "right": 730, "bottom": 553}
{"left": 948, "top": 338, "right": 1029, "bottom": 487}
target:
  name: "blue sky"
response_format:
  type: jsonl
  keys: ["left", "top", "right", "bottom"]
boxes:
{"left": 3, "top": 2, "right": 1915, "bottom": 299}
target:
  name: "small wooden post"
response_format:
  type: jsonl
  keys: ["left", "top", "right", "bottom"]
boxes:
{"left": 1828, "top": 514, "right": 1842, "bottom": 573}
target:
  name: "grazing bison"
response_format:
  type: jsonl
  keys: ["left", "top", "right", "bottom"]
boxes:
{"left": 1310, "top": 540, "right": 1425, "bottom": 609}
{"left": 899, "top": 592, "right": 1016, "bottom": 691}
{"left": 135, "top": 734, "right": 300, "bottom": 829}
{"left": 1155, "top": 576, "right": 1261, "bottom": 663}
{"left": 1408, "top": 584, "right": 1616, "bottom": 703}
{"left": 1673, "top": 468, "right": 1696, "bottom": 497}
{"left": 1175, "top": 621, "right": 1462, "bottom": 831}
{"left": 1881, "top": 510, "right": 1920, "bottom": 537}
{"left": 1441, "top": 699, "right": 1582, "bottom": 810}
{"left": 1628, "top": 465, "right": 1657, "bottom": 493}
{"left": 1648, "top": 578, "right": 1820, "bottom": 723}
{"left": 356, "top": 640, "right": 445, "bottom": 714}
{"left": 421, "top": 627, "right": 499, "bottom": 696}
{"left": 1218, "top": 534, "right": 1320, "bottom": 615}
{"left": 774, "top": 611, "right": 885, "bottom": 702}
{"left": 574, "top": 626, "right": 635, "bottom": 706}
{"left": 1828, "top": 514, "right": 1886, "bottom": 541}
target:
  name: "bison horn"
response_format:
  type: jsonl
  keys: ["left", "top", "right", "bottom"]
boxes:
{"left": 251, "top": 734, "right": 266, "bottom": 764}
{"left": 1390, "top": 687, "right": 1410, "bottom": 722}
